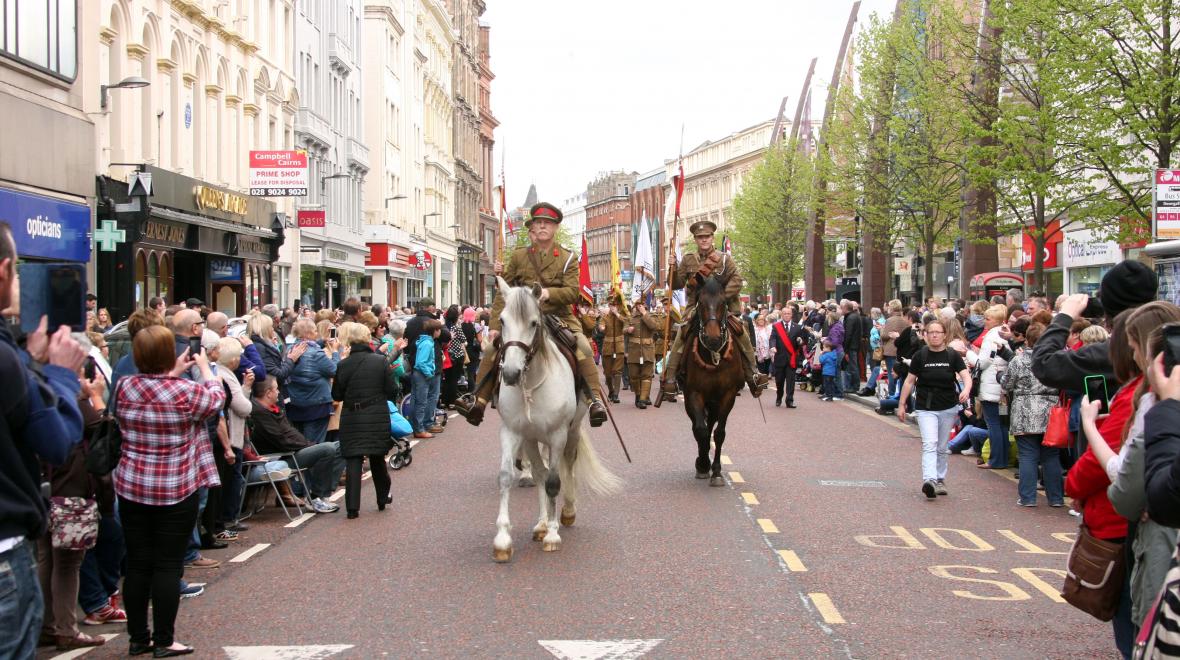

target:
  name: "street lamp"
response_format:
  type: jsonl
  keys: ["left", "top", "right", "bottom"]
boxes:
{"left": 100, "top": 76, "right": 150, "bottom": 111}
{"left": 423, "top": 212, "right": 440, "bottom": 224}
{"left": 384, "top": 194, "right": 406, "bottom": 208}
{"left": 320, "top": 172, "right": 350, "bottom": 193}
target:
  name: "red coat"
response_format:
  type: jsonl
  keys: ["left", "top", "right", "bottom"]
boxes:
{"left": 1064, "top": 376, "right": 1139, "bottom": 540}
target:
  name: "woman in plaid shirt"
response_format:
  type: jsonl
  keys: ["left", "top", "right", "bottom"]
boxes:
{"left": 113, "top": 325, "right": 224, "bottom": 657}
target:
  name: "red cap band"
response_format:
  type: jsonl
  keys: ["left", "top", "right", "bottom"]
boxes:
{"left": 532, "top": 207, "right": 560, "bottom": 221}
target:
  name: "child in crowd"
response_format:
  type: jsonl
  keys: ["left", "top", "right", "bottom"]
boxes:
{"left": 819, "top": 339, "right": 841, "bottom": 401}
{"left": 411, "top": 319, "right": 443, "bottom": 438}
{"left": 1079, "top": 324, "right": 1109, "bottom": 346}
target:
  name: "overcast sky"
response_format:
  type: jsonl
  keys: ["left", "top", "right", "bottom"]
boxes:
{"left": 480, "top": 0, "right": 897, "bottom": 208}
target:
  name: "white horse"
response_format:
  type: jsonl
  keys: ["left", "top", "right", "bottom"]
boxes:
{"left": 492, "top": 276, "right": 621, "bottom": 562}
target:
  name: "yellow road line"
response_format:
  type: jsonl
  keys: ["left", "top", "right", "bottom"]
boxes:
{"left": 757, "top": 518, "right": 779, "bottom": 534}
{"left": 720, "top": 455, "right": 733, "bottom": 465}
{"left": 809, "top": 592, "right": 846, "bottom": 624}
{"left": 728, "top": 471, "right": 745, "bottom": 483}
{"left": 741, "top": 492, "right": 759, "bottom": 505}
{"left": 777, "top": 549, "right": 808, "bottom": 571}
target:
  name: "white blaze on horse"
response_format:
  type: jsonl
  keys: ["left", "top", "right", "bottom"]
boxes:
{"left": 491, "top": 276, "right": 621, "bottom": 562}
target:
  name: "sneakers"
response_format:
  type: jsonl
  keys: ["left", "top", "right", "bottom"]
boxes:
{"left": 427, "top": 425, "right": 445, "bottom": 434}
{"left": 184, "top": 556, "right": 221, "bottom": 569}
{"left": 265, "top": 467, "right": 292, "bottom": 481}
{"left": 922, "top": 479, "right": 937, "bottom": 499}
{"left": 1018, "top": 500, "right": 1037, "bottom": 507}
{"left": 213, "top": 530, "right": 238, "bottom": 542}
{"left": 935, "top": 480, "right": 948, "bottom": 496}
{"left": 311, "top": 497, "right": 339, "bottom": 514}
{"left": 832, "top": 396, "right": 845, "bottom": 401}
{"left": 179, "top": 582, "right": 205, "bottom": 599}
{"left": 821, "top": 396, "right": 832, "bottom": 401}
{"left": 961, "top": 448, "right": 978, "bottom": 456}
{"left": 82, "top": 604, "right": 127, "bottom": 626}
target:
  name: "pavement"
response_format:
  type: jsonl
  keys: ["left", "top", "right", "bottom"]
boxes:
{"left": 56, "top": 384, "right": 1117, "bottom": 660}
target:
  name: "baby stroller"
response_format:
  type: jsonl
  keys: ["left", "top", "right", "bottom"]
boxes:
{"left": 799, "top": 337, "right": 822, "bottom": 392}
{"left": 387, "top": 400, "right": 413, "bottom": 471}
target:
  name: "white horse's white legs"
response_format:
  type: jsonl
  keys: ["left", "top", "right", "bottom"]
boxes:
{"left": 525, "top": 441, "right": 549, "bottom": 541}
{"left": 542, "top": 439, "right": 564, "bottom": 552}
{"left": 560, "top": 427, "right": 580, "bottom": 527}
{"left": 493, "top": 429, "right": 518, "bottom": 563}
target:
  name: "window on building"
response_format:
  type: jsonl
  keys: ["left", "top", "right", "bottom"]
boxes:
{"left": 1, "top": 0, "right": 78, "bottom": 80}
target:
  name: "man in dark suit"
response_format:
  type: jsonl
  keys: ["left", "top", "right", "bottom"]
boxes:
{"left": 841, "top": 301, "right": 864, "bottom": 394}
{"left": 769, "top": 304, "right": 808, "bottom": 408}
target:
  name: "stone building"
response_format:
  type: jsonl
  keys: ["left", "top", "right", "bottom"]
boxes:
{"left": 631, "top": 169, "right": 667, "bottom": 289}
{"left": 476, "top": 22, "right": 499, "bottom": 306}
{"left": 584, "top": 171, "right": 637, "bottom": 288}
{"left": 447, "top": 0, "right": 484, "bottom": 307}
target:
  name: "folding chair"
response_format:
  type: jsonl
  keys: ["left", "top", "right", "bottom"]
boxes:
{"left": 235, "top": 422, "right": 314, "bottom": 522}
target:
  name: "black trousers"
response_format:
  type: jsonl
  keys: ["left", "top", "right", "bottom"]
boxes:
{"left": 774, "top": 364, "right": 796, "bottom": 404}
{"left": 441, "top": 361, "right": 465, "bottom": 406}
{"left": 345, "top": 454, "right": 391, "bottom": 514}
{"left": 119, "top": 492, "right": 199, "bottom": 648}
{"left": 203, "top": 439, "right": 231, "bottom": 537}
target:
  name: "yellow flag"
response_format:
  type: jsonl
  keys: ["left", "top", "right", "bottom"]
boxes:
{"left": 611, "top": 235, "right": 629, "bottom": 314}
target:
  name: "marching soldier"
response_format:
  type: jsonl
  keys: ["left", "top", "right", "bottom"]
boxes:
{"left": 599, "top": 294, "right": 626, "bottom": 403}
{"left": 624, "top": 301, "right": 661, "bottom": 408}
{"left": 660, "top": 220, "right": 770, "bottom": 402}
{"left": 455, "top": 202, "right": 608, "bottom": 427}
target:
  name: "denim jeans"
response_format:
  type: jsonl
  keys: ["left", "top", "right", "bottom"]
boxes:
{"left": 868, "top": 363, "right": 882, "bottom": 392}
{"left": 1015, "top": 434, "right": 1064, "bottom": 505}
{"left": 184, "top": 487, "right": 208, "bottom": 564}
{"left": 411, "top": 370, "right": 432, "bottom": 432}
{"left": 949, "top": 425, "right": 988, "bottom": 454}
{"left": 221, "top": 447, "right": 245, "bottom": 524}
{"left": 294, "top": 416, "right": 330, "bottom": 445}
{"left": 287, "top": 440, "right": 346, "bottom": 499}
{"left": 884, "top": 356, "right": 898, "bottom": 395}
{"left": 429, "top": 374, "right": 442, "bottom": 425}
{"left": 0, "top": 540, "right": 44, "bottom": 659}
{"left": 915, "top": 407, "right": 958, "bottom": 482}
{"left": 843, "top": 350, "right": 861, "bottom": 392}
{"left": 981, "top": 401, "right": 1009, "bottom": 468}
{"left": 822, "top": 375, "right": 837, "bottom": 398}
{"left": 79, "top": 509, "right": 125, "bottom": 614}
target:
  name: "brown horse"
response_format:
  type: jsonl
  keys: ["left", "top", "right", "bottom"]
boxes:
{"left": 680, "top": 275, "right": 744, "bottom": 486}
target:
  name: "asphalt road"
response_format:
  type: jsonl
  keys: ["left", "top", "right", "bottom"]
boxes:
{"left": 63, "top": 385, "right": 1116, "bottom": 659}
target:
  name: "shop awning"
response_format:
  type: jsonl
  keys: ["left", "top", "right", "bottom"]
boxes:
{"left": 151, "top": 206, "right": 277, "bottom": 239}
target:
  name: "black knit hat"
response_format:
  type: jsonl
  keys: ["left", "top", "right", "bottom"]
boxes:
{"left": 1098, "top": 260, "right": 1158, "bottom": 318}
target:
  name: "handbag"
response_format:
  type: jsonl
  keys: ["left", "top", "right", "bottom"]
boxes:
{"left": 1133, "top": 547, "right": 1180, "bottom": 659}
{"left": 326, "top": 401, "right": 343, "bottom": 432}
{"left": 85, "top": 380, "right": 123, "bottom": 475}
{"left": 1062, "top": 523, "right": 1126, "bottom": 621}
{"left": 872, "top": 346, "right": 884, "bottom": 362}
{"left": 1043, "top": 393, "right": 1072, "bottom": 448}
{"left": 48, "top": 496, "right": 99, "bottom": 551}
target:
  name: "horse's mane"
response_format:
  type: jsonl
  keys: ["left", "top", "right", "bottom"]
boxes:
{"left": 700, "top": 276, "right": 725, "bottom": 298}
{"left": 502, "top": 285, "right": 551, "bottom": 360}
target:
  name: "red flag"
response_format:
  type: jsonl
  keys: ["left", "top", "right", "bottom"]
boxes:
{"left": 579, "top": 235, "right": 594, "bottom": 305}
{"left": 673, "top": 162, "right": 685, "bottom": 218}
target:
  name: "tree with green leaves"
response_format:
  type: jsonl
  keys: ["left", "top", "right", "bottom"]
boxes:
{"left": 730, "top": 140, "right": 814, "bottom": 297}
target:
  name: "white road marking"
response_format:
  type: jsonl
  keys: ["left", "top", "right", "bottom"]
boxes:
{"left": 409, "top": 439, "right": 420, "bottom": 449}
{"left": 223, "top": 645, "right": 354, "bottom": 659}
{"left": 361, "top": 471, "right": 372, "bottom": 481}
{"left": 49, "top": 634, "right": 120, "bottom": 659}
{"left": 229, "top": 543, "right": 271, "bottom": 563}
{"left": 328, "top": 489, "right": 345, "bottom": 502}
{"left": 284, "top": 513, "right": 315, "bottom": 528}
{"left": 449, "top": 412, "right": 458, "bottom": 418}
{"left": 538, "top": 639, "right": 664, "bottom": 660}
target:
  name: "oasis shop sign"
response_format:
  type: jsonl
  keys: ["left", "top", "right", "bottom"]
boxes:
{"left": 1063, "top": 227, "right": 1121, "bottom": 269}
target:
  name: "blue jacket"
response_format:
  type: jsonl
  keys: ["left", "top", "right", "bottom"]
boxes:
{"left": 415, "top": 335, "right": 436, "bottom": 378}
{"left": 819, "top": 350, "right": 840, "bottom": 377}
{"left": 234, "top": 343, "right": 267, "bottom": 382}
{"left": 286, "top": 340, "right": 338, "bottom": 407}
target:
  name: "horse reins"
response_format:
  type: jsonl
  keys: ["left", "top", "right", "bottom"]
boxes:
{"left": 694, "top": 304, "right": 731, "bottom": 369}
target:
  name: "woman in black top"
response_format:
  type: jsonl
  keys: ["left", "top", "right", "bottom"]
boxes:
{"left": 331, "top": 322, "right": 400, "bottom": 519}
{"left": 440, "top": 305, "right": 467, "bottom": 407}
{"left": 898, "top": 319, "right": 972, "bottom": 499}
{"left": 461, "top": 307, "right": 481, "bottom": 393}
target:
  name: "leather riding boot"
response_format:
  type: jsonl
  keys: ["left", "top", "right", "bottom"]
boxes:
{"left": 660, "top": 329, "right": 686, "bottom": 402}
{"left": 735, "top": 331, "right": 770, "bottom": 397}
{"left": 576, "top": 354, "right": 608, "bottom": 427}
{"left": 456, "top": 346, "right": 499, "bottom": 426}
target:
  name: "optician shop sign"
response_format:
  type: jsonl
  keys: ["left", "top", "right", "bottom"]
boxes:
{"left": 0, "top": 187, "right": 91, "bottom": 262}
{"left": 249, "top": 150, "right": 309, "bottom": 196}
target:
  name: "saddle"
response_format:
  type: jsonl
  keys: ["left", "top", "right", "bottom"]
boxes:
{"left": 480, "top": 314, "right": 584, "bottom": 397}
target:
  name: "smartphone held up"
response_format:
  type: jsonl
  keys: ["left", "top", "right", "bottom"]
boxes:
{"left": 18, "top": 263, "right": 87, "bottom": 334}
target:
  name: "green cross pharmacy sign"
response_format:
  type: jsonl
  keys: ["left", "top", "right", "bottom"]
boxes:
{"left": 94, "top": 220, "right": 125, "bottom": 252}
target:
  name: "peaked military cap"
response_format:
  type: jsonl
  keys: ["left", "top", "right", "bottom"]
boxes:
{"left": 689, "top": 220, "right": 717, "bottom": 237}
{"left": 526, "top": 202, "right": 563, "bottom": 227}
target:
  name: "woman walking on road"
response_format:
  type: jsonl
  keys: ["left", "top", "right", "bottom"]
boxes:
{"left": 332, "top": 322, "right": 400, "bottom": 519}
{"left": 897, "top": 319, "right": 972, "bottom": 499}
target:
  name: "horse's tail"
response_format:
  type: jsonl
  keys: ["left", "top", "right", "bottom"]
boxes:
{"left": 563, "top": 426, "right": 622, "bottom": 497}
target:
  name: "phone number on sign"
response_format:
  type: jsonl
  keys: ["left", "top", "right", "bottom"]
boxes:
{"left": 250, "top": 187, "right": 308, "bottom": 196}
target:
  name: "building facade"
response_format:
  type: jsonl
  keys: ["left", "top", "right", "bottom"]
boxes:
{"left": 584, "top": 171, "right": 637, "bottom": 291}
{"left": 90, "top": 0, "right": 298, "bottom": 320}
{"left": 561, "top": 192, "right": 587, "bottom": 250}
{"left": 631, "top": 169, "right": 667, "bottom": 289}
{"left": 670, "top": 119, "right": 775, "bottom": 244}
{"left": 447, "top": 0, "right": 483, "bottom": 307}
{"left": 476, "top": 23, "right": 498, "bottom": 306}
{"left": 295, "top": 0, "right": 369, "bottom": 311}
{"left": 1, "top": 0, "right": 95, "bottom": 295}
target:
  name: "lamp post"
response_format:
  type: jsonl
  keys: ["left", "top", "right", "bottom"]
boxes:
{"left": 100, "top": 76, "right": 150, "bottom": 111}
{"left": 311, "top": 173, "right": 352, "bottom": 310}
{"left": 384, "top": 194, "right": 406, "bottom": 208}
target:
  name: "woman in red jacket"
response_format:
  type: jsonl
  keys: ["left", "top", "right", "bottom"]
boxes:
{"left": 1067, "top": 301, "right": 1180, "bottom": 658}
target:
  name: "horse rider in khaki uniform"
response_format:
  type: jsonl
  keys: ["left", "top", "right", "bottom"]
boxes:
{"left": 660, "top": 219, "right": 770, "bottom": 401}
{"left": 599, "top": 293, "right": 627, "bottom": 403}
{"left": 455, "top": 202, "right": 609, "bottom": 427}
{"left": 625, "top": 300, "right": 662, "bottom": 409}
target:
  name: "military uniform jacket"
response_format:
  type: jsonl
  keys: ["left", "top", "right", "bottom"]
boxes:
{"left": 670, "top": 249, "right": 743, "bottom": 314}
{"left": 626, "top": 310, "right": 661, "bottom": 363}
{"left": 490, "top": 244, "right": 580, "bottom": 332}
{"left": 600, "top": 311, "right": 626, "bottom": 356}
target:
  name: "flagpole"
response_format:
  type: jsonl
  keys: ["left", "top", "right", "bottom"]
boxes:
{"left": 655, "top": 126, "right": 686, "bottom": 409}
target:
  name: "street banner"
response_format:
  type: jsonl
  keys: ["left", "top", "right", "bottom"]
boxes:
{"left": 1155, "top": 169, "right": 1180, "bottom": 239}
{"left": 249, "top": 150, "right": 309, "bottom": 196}
{"left": 297, "top": 209, "right": 325, "bottom": 228}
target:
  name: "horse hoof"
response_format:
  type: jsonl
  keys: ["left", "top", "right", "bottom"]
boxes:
{"left": 560, "top": 512, "right": 576, "bottom": 527}
{"left": 517, "top": 477, "right": 535, "bottom": 488}
{"left": 695, "top": 472, "right": 709, "bottom": 479}
{"left": 542, "top": 541, "right": 560, "bottom": 552}
{"left": 493, "top": 547, "right": 513, "bottom": 563}
{"left": 710, "top": 476, "right": 725, "bottom": 487}
{"left": 532, "top": 528, "right": 547, "bottom": 542}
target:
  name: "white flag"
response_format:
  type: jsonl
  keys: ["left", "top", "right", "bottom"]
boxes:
{"left": 632, "top": 211, "right": 655, "bottom": 302}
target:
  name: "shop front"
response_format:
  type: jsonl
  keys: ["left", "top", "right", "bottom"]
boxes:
{"left": 1063, "top": 226, "right": 1123, "bottom": 295}
{"left": 970, "top": 272, "right": 1025, "bottom": 301}
{"left": 1020, "top": 221, "right": 1063, "bottom": 298}
{"left": 96, "top": 167, "right": 282, "bottom": 322}
{"left": 0, "top": 186, "right": 91, "bottom": 265}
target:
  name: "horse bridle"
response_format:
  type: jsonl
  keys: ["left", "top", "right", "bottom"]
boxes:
{"left": 697, "top": 300, "right": 729, "bottom": 366}
{"left": 498, "top": 332, "right": 541, "bottom": 374}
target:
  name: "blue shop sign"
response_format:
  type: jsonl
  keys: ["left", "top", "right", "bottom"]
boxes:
{"left": 0, "top": 188, "right": 91, "bottom": 262}
{"left": 210, "top": 258, "right": 242, "bottom": 281}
